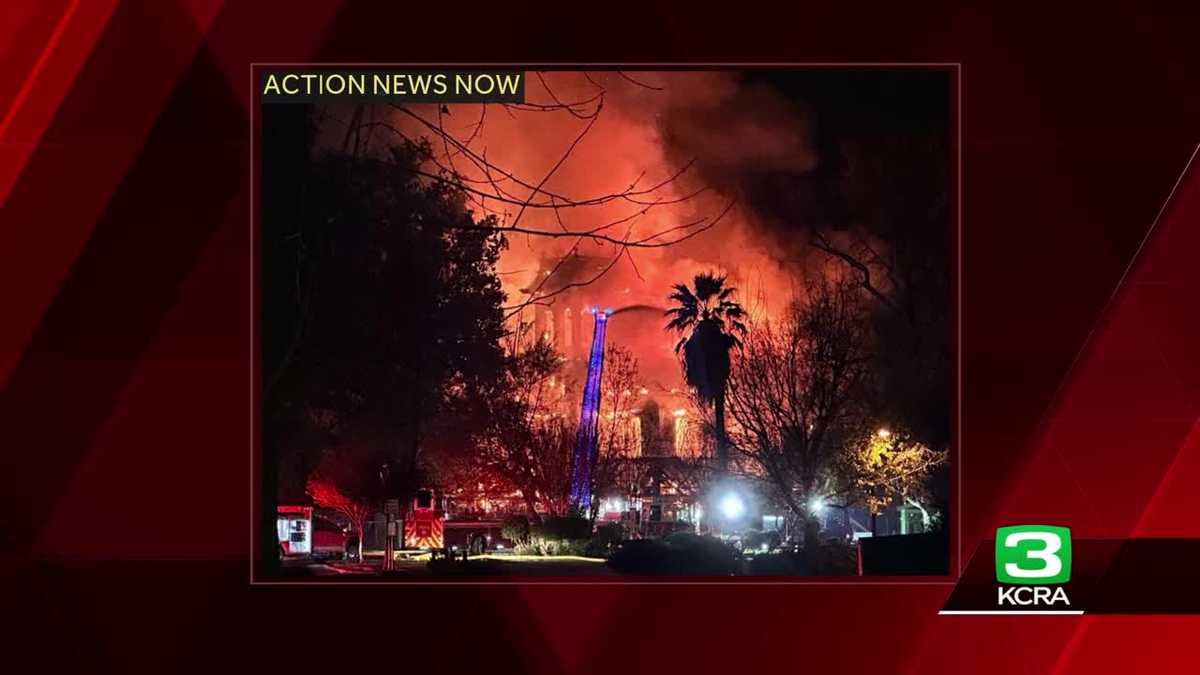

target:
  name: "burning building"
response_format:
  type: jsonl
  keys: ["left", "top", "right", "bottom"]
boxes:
{"left": 419, "top": 70, "right": 946, "bottom": 535}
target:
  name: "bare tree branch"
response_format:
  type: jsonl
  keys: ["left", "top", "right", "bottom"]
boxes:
{"left": 320, "top": 83, "right": 733, "bottom": 317}
{"left": 616, "top": 71, "right": 664, "bottom": 91}
{"left": 809, "top": 230, "right": 897, "bottom": 310}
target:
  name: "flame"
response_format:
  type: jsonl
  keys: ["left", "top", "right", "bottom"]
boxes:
{"left": 383, "top": 72, "right": 810, "bottom": 394}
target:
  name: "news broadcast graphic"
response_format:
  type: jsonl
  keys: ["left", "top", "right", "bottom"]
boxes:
{"left": 259, "top": 69, "right": 526, "bottom": 103}
{"left": 255, "top": 67, "right": 955, "bottom": 578}
{"left": 8, "top": 3, "right": 1200, "bottom": 673}
{"left": 942, "top": 527, "right": 1200, "bottom": 615}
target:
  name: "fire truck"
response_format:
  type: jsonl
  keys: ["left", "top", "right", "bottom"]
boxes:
{"left": 402, "top": 489, "right": 511, "bottom": 554}
{"left": 403, "top": 489, "right": 445, "bottom": 549}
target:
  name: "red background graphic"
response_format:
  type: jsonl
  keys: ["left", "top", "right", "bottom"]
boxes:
{"left": 2, "top": 2, "right": 1200, "bottom": 672}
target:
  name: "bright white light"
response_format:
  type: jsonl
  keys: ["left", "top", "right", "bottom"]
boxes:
{"left": 809, "top": 497, "right": 826, "bottom": 514}
{"left": 877, "top": 428, "right": 891, "bottom": 439}
{"left": 719, "top": 493, "right": 745, "bottom": 520}
{"left": 496, "top": 544, "right": 505, "bottom": 550}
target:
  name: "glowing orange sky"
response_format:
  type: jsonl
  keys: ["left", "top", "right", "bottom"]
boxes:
{"left": 384, "top": 72, "right": 819, "bottom": 388}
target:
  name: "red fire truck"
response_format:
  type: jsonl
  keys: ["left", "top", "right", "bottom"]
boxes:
{"left": 402, "top": 489, "right": 511, "bottom": 554}
{"left": 403, "top": 489, "right": 445, "bottom": 549}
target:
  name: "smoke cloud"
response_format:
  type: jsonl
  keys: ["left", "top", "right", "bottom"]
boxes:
{"left": 371, "top": 72, "right": 833, "bottom": 388}
{"left": 351, "top": 70, "right": 949, "bottom": 394}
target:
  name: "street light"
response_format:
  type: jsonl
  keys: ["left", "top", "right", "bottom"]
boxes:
{"left": 809, "top": 496, "right": 826, "bottom": 515}
{"left": 719, "top": 492, "right": 746, "bottom": 520}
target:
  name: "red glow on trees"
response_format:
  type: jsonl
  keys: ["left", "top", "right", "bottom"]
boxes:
{"left": 305, "top": 474, "right": 371, "bottom": 560}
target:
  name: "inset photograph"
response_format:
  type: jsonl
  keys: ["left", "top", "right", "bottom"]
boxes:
{"left": 258, "top": 68, "right": 954, "bottom": 579}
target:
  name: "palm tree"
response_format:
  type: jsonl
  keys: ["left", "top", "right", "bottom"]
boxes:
{"left": 665, "top": 272, "right": 747, "bottom": 473}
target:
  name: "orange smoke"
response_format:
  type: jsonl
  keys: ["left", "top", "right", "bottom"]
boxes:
{"left": 382, "top": 71, "right": 820, "bottom": 389}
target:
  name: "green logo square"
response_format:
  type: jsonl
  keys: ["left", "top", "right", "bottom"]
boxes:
{"left": 995, "top": 525, "right": 1072, "bottom": 585}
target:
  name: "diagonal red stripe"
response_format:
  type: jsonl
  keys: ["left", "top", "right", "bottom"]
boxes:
{"left": 0, "top": 1, "right": 217, "bottom": 393}
{"left": 907, "top": 149, "right": 1200, "bottom": 675}
{"left": 0, "top": 0, "right": 116, "bottom": 210}
{"left": 0, "top": 0, "right": 79, "bottom": 143}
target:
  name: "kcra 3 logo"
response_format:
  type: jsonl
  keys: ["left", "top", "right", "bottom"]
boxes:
{"left": 994, "top": 525, "right": 1072, "bottom": 607}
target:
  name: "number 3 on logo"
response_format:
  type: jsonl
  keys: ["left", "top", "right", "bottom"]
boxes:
{"left": 995, "top": 525, "right": 1072, "bottom": 584}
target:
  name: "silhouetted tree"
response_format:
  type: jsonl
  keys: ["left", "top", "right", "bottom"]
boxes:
{"left": 807, "top": 134, "right": 951, "bottom": 453}
{"left": 473, "top": 339, "right": 574, "bottom": 521}
{"left": 665, "top": 273, "right": 747, "bottom": 473}
{"left": 265, "top": 133, "right": 509, "bottom": 533}
{"left": 725, "top": 276, "right": 873, "bottom": 521}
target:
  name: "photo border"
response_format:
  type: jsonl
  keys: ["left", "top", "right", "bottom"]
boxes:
{"left": 249, "top": 62, "right": 963, "bottom": 586}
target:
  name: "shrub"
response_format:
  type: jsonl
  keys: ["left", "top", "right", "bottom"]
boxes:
{"left": 513, "top": 538, "right": 591, "bottom": 556}
{"left": 764, "top": 530, "right": 783, "bottom": 550}
{"left": 531, "top": 516, "right": 592, "bottom": 541}
{"left": 512, "top": 541, "right": 539, "bottom": 556}
{"left": 741, "top": 530, "right": 766, "bottom": 551}
{"left": 607, "top": 534, "right": 740, "bottom": 575}
{"left": 663, "top": 531, "right": 702, "bottom": 548}
{"left": 585, "top": 522, "right": 625, "bottom": 557}
{"left": 592, "top": 522, "right": 624, "bottom": 548}
{"left": 501, "top": 514, "right": 530, "bottom": 543}
{"left": 606, "top": 539, "right": 668, "bottom": 572}
{"left": 508, "top": 516, "right": 612, "bottom": 557}
{"left": 552, "top": 539, "right": 591, "bottom": 556}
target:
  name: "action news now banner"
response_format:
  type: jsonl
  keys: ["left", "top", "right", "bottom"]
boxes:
{"left": 259, "top": 69, "right": 526, "bottom": 104}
